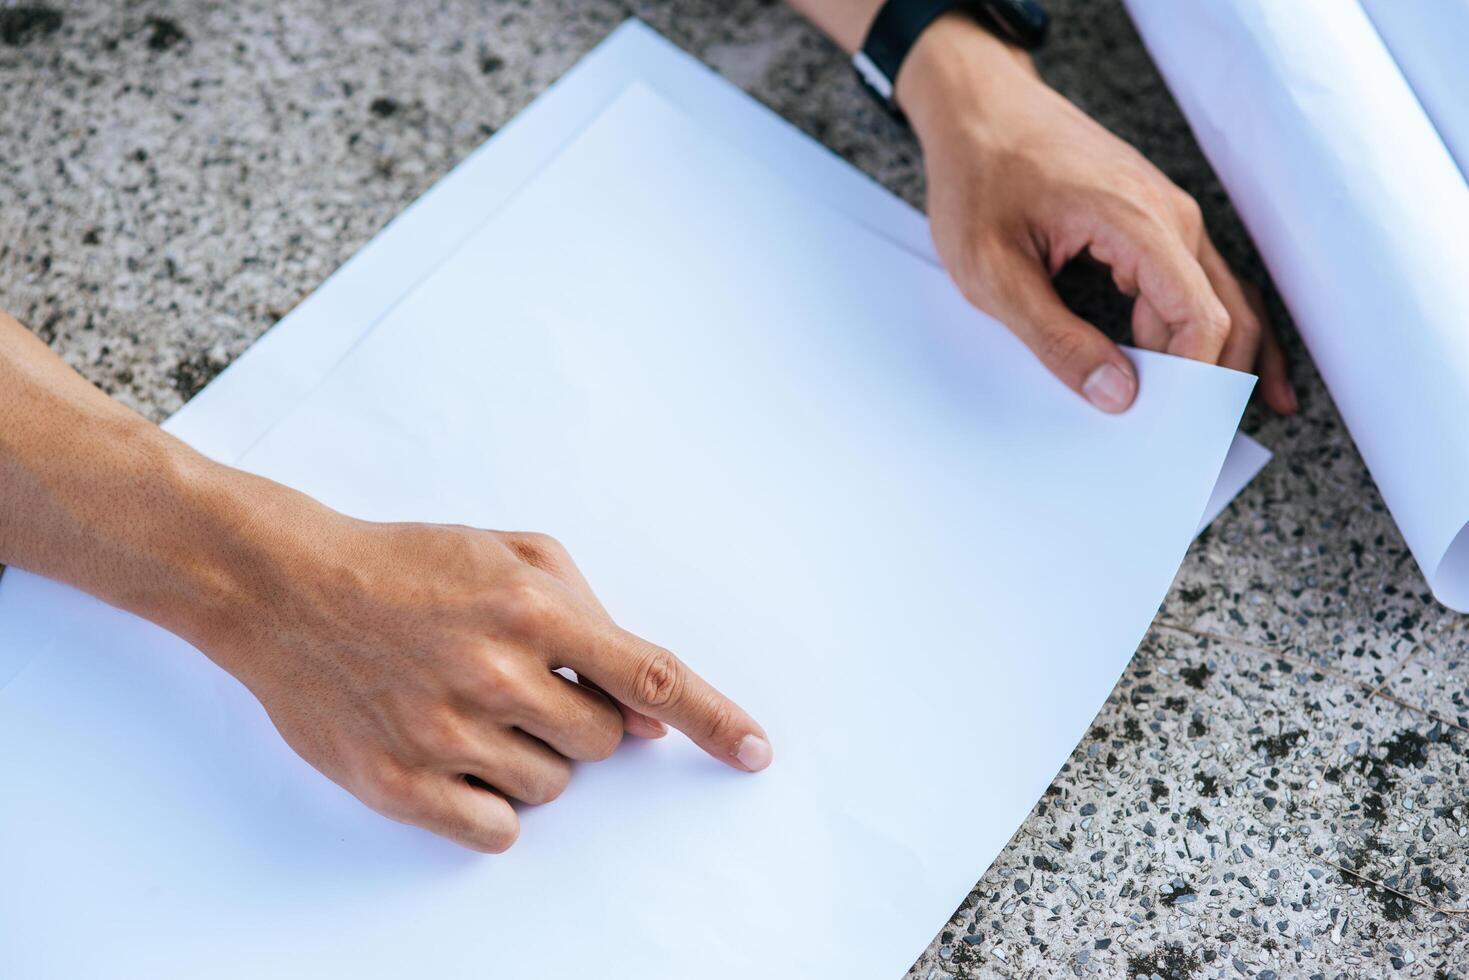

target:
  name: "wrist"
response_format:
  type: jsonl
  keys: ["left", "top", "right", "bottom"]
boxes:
{"left": 896, "top": 12, "right": 1046, "bottom": 153}
{"left": 113, "top": 432, "right": 340, "bottom": 670}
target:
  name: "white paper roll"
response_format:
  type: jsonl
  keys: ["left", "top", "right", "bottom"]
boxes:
{"left": 1361, "top": 0, "right": 1469, "bottom": 180}
{"left": 1124, "top": 0, "right": 1469, "bottom": 610}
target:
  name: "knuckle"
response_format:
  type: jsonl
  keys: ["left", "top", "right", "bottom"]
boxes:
{"left": 584, "top": 714, "right": 624, "bottom": 762}
{"left": 1105, "top": 174, "right": 1157, "bottom": 219}
{"left": 1202, "top": 304, "right": 1232, "bottom": 341}
{"left": 473, "top": 649, "right": 524, "bottom": 703}
{"left": 469, "top": 815, "right": 521, "bottom": 854}
{"left": 1036, "top": 324, "right": 1089, "bottom": 370}
{"left": 419, "top": 709, "right": 473, "bottom": 760}
{"left": 631, "top": 647, "right": 682, "bottom": 709}
{"left": 1231, "top": 309, "right": 1262, "bottom": 342}
{"left": 508, "top": 531, "right": 569, "bottom": 572}
{"left": 537, "top": 532, "right": 569, "bottom": 558}
{"left": 519, "top": 762, "right": 571, "bottom": 806}
{"left": 1172, "top": 191, "right": 1204, "bottom": 230}
{"left": 359, "top": 760, "right": 415, "bottom": 818}
{"left": 501, "top": 574, "right": 563, "bottom": 634}
{"left": 1109, "top": 264, "right": 1140, "bottom": 296}
{"left": 699, "top": 698, "right": 738, "bottom": 746}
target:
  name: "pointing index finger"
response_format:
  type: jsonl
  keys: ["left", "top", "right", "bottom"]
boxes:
{"left": 569, "top": 626, "right": 772, "bottom": 773}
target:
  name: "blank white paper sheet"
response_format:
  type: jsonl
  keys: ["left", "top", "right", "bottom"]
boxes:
{"left": 0, "top": 25, "right": 1257, "bottom": 980}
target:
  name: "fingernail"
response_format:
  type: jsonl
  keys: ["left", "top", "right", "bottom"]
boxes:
{"left": 735, "top": 734, "right": 773, "bottom": 772}
{"left": 1082, "top": 362, "right": 1136, "bottom": 413}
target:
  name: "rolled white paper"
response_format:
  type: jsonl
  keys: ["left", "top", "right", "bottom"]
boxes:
{"left": 1360, "top": 0, "right": 1469, "bottom": 180}
{"left": 1124, "top": 0, "right": 1469, "bottom": 610}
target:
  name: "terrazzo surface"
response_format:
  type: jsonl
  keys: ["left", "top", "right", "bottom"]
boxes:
{"left": 3, "top": 0, "right": 1467, "bottom": 976}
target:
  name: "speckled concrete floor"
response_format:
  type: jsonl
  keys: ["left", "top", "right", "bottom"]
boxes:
{"left": 3, "top": 1, "right": 1468, "bottom": 976}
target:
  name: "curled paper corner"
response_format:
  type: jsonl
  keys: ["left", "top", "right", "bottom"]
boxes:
{"left": 1431, "top": 525, "right": 1469, "bottom": 614}
{"left": 1195, "top": 432, "right": 1272, "bottom": 535}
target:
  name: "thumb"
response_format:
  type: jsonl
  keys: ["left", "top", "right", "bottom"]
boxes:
{"left": 988, "top": 251, "right": 1138, "bottom": 413}
{"left": 571, "top": 626, "right": 772, "bottom": 773}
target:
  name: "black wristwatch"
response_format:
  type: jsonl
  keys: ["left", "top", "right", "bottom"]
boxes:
{"left": 853, "top": 0, "right": 1048, "bottom": 114}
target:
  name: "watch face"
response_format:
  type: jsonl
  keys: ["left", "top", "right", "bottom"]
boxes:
{"left": 981, "top": 0, "right": 1050, "bottom": 49}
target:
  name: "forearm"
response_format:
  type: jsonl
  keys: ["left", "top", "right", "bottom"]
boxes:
{"left": 0, "top": 309, "right": 308, "bottom": 651}
{"left": 785, "top": 0, "right": 883, "bottom": 53}
{"left": 785, "top": 3, "right": 1041, "bottom": 138}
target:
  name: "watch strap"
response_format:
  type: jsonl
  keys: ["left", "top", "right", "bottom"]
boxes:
{"left": 854, "top": 0, "right": 1048, "bottom": 109}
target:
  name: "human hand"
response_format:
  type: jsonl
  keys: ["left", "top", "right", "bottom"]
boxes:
{"left": 1, "top": 306, "right": 769, "bottom": 855}
{"left": 896, "top": 14, "right": 1295, "bottom": 415}
{"left": 205, "top": 507, "right": 772, "bottom": 853}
